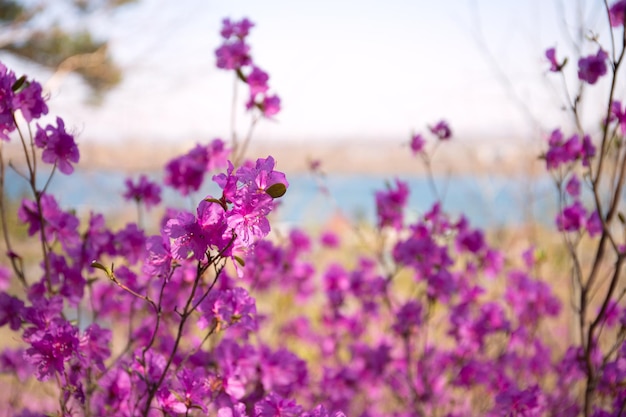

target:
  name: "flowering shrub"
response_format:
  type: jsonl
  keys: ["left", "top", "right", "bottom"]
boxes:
{"left": 0, "top": 6, "right": 625, "bottom": 417}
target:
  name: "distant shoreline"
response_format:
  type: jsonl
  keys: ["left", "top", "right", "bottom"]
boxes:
{"left": 2, "top": 137, "right": 546, "bottom": 178}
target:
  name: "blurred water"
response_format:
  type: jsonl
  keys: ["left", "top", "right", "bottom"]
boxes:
{"left": 4, "top": 168, "right": 557, "bottom": 229}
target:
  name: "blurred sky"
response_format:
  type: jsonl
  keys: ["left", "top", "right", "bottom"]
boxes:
{"left": 1, "top": 0, "right": 617, "bottom": 145}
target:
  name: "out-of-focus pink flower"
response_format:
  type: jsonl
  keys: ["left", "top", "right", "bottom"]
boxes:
{"left": 609, "top": 0, "right": 626, "bottom": 27}
{"left": 545, "top": 47, "right": 565, "bottom": 72}
{"left": 565, "top": 175, "right": 581, "bottom": 197}
{"left": 429, "top": 120, "right": 452, "bottom": 140}
{"left": 410, "top": 133, "right": 425, "bottom": 154}
{"left": 578, "top": 49, "right": 608, "bottom": 85}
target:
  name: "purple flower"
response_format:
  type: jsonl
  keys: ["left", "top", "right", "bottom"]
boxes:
{"left": 259, "top": 346, "right": 308, "bottom": 397}
{"left": 375, "top": 179, "right": 409, "bottom": 230}
{"left": 123, "top": 174, "right": 161, "bottom": 209}
{"left": 13, "top": 80, "right": 48, "bottom": 122}
{"left": 320, "top": 231, "right": 340, "bottom": 248}
{"left": 505, "top": 271, "right": 561, "bottom": 326}
{"left": 197, "top": 287, "right": 257, "bottom": 333}
{"left": 261, "top": 94, "right": 281, "bottom": 117}
{"left": 410, "top": 133, "right": 425, "bottom": 154}
{"left": 609, "top": 0, "right": 626, "bottom": 27}
{"left": 494, "top": 385, "right": 546, "bottom": 416}
{"left": 0, "top": 292, "right": 24, "bottom": 330}
{"left": 113, "top": 223, "right": 146, "bottom": 264}
{"left": 255, "top": 393, "right": 303, "bottom": 417}
{"left": 545, "top": 129, "right": 594, "bottom": 169}
{"left": 565, "top": 175, "right": 581, "bottom": 197}
{"left": 556, "top": 200, "right": 587, "bottom": 232}
{"left": 164, "top": 140, "right": 229, "bottom": 196}
{"left": 143, "top": 234, "right": 173, "bottom": 278}
{"left": 236, "top": 156, "right": 288, "bottom": 194}
{"left": 545, "top": 47, "right": 565, "bottom": 72}
{"left": 247, "top": 66, "right": 270, "bottom": 98}
{"left": 156, "top": 368, "right": 209, "bottom": 414}
{"left": 0, "top": 348, "right": 35, "bottom": 381}
{"left": 0, "top": 63, "right": 17, "bottom": 140}
{"left": 24, "top": 319, "right": 79, "bottom": 381}
{"left": 429, "top": 120, "right": 452, "bottom": 140}
{"left": 216, "top": 40, "right": 252, "bottom": 70}
{"left": 609, "top": 100, "right": 626, "bottom": 135}
{"left": 586, "top": 210, "right": 602, "bottom": 237}
{"left": 392, "top": 300, "right": 422, "bottom": 336}
{"left": 33, "top": 117, "right": 79, "bottom": 174}
{"left": 164, "top": 211, "right": 209, "bottom": 261}
{"left": 18, "top": 193, "right": 80, "bottom": 251}
{"left": 80, "top": 323, "right": 111, "bottom": 372}
{"left": 221, "top": 18, "right": 255, "bottom": 40}
{"left": 578, "top": 49, "right": 608, "bottom": 85}
{"left": 0, "top": 266, "right": 9, "bottom": 291}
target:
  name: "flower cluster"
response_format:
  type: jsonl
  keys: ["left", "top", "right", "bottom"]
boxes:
{"left": 2, "top": 4, "right": 626, "bottom": 416}
{"left": 216, "top": 18, "right": 281, "bottom": 117}
{"left": 544, "top": 128, "right": 596, "bottom": 169}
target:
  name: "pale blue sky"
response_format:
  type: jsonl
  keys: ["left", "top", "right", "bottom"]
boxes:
{"left": 2, "top": 0, "right": 616, "bottom": 145}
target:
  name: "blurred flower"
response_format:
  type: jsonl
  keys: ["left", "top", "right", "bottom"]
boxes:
{"left": 410, "top": 133, "right": 425, "bottom": 154}
{"left": 578, "top": 49, "right": 608, "bottom": 85}
{"left": 429, "top": 120, "right": 452, "bottom": 140}
{"left": 609, "top": 0, "right": 626, "bottom": 27}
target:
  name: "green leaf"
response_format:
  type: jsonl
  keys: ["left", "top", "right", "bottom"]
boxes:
{"left": 91, "top": 261, "right": 112, "bottom": 278}
{"left": 233, "top": 255, "right": 245, "bottom": 267}
{"left": 266, "top": 183, "right": 287, "bottom": 199}
{"left": 11, "top": 75, "right": 27, "bottom": 92}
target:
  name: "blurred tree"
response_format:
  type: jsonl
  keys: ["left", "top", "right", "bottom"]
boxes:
{"left": 0, "top": 0, "right": 137, "bottom": 101}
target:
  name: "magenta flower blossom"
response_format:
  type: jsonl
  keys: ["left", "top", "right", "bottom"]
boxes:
{"left": 34, "top": 117, "right": 79, "bottom": 174}
{"left": 0, "top": 63, "right": 17, "bottom": 140}
{"left": 375, "top": 179, "right": 409, "bottom": 230}
{"left": 156, "top": 368, "right": 209, "bottom": 414}
{"left": 565, "top": 175, "right": 581, "bottom": 197}
{"left": 220, "top": 18, "right": 255, "bottom": 40}
{"left": 494, "top": 385, "right": 546, "bottom": 416}
{"left": 247, "top": 66, "right": 270, "bottom": 98}
{"left": 123, "top": 174, "right": 161, "bottom": 209}
{"left": 609, "top": 100, "right": 626, "bottom": 135}
{"left": 259, "top": 346, "right": 308, "bottom": 397}
{"left": 260, "top": 94, "right": 281, "bottom": 117}
{"left": 556, "top": 200, "right": 587, "bottom": 232}
{"left": 143, "top": 234, "right": 173, "bottom": 278}
{"left": 320, "top": 231, "right": 340, "bottom": 248}
{"left": 164, "top": 211, "right": 209, "bottom": 260}
{"left": 79, "top": 323, "right": 111, "bottom": 372}
{"left": 545, "top": 129, "right": 595, "bottom": 169}
{"left": 429, "top": 120, "right": 452, "bottom": 140}
{"left": 586, "top": 210, "right": 602, "bottom": 237}
{"left": 236, "top": 155, "right": 288, "bottom": 194}
{"left": 392, "top": 300, "right": 423, "bottom": 336}
{"left": 12, "top": 80, "right": 48, "bottom": 122}
{"left": 164, "top": 140, "right": 229, "bottom": 196}
{"left": 410, "top": 133, "right": 425, "bottom": 154}
{"left": 18, "top": 193, "right": 80, "bottom": 251}
{"left": 505, "top": 271, "right": 561, "bottom": 326}
{"left": 113, "top": 223, "right": 146, "bottom": 265}
{"left": 24, "top": 319, "right": 79, "bottom": 381}
{"left": 216, "top": 40, "right": 252, "bottom": 70}
{"left": 545, "top": 47, "right": 565, "bottom": 72}
{"left": 197, "top": 287, "right": 257, "bottom": 333}
{"left": 578, "top": 49, "right": 608, "bottom": 85}
{"left": 0, "top": 292, "right": 25, "bottom": 330}
{"left": 0, "top": 266, "right": 9, "bottom": 291}
{"left": 609, "top": 0, "right": 626, "bottom": 27}
{"left": 255, "top": 393, "right": 303, "bottom": 417}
